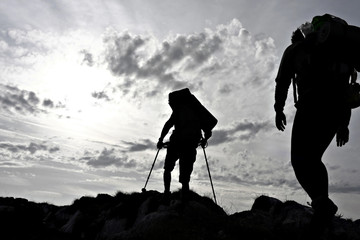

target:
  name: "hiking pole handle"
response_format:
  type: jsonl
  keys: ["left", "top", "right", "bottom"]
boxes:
{"left": 142, "top": 148, "right": 160, "bottom": 192}
{"left": 203, "top": 147, "right": 217, "bottom": 205}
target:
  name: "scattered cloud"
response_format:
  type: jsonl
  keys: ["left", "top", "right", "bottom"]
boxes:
{"left": 101, "top": 19, "right": 277, "bottom": 100}
{"left": 210, "top": 119, "right": 272, "bottom": 145}
{"left": 0, "top": 84, "right": 65, "bottom": 115}
{"left": 80, "top": 49, "right": 94, "bottom": 67}
{"left": 0, "top": 84, "right": 41, "bottom": 114}
{"left": 82, "top": 148, "right": 137, "bottom": 168}
{"left": 330, "top": 184, "right": 360, "bottom": 194}
{"left": 193, "top": 150, "right": 301, "bottom": 193}
{"left": 0, "top": 141, "right": 60, "bottom": 155}
{"left": 91, "top": 91, "right": 110, "bottom": 101}
{"left": 42, "top": 99, "right": 54, "bottom": 108}
{"left": 122, "top": 139, "right": 155, "bottom": 152}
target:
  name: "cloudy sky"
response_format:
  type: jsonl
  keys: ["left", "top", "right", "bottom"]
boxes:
{"left": 1, "top": 0, "right": 360, "bottom": 219}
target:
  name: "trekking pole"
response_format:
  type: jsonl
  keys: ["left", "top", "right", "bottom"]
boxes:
{"left": 202, "top": 146, "right": 217, "bottom": 205}
{"left": 142, "top": 148, "right": 160, "bottom": 193}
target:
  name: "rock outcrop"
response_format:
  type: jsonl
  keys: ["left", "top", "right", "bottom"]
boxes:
{"left": 0, "top": 190, "right": 359, "bottom": 240}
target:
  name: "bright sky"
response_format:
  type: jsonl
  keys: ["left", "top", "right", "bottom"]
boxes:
{"left": 1, "top": 0, "right": 360, "bottom": 219}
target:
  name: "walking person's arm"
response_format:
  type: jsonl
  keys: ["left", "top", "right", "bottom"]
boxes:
{"left": 274, "top": 45, "right": 296, "bottom": 131}
{"left": 336, "top": 108, "right": 351, "bottom": 147}
{"left": 157, "top": 114, "right": 175, "bottom": 149}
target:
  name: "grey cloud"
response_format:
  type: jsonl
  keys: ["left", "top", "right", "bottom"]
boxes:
{"left": 0, "top": 162, "right": 21, "bottom": 167}
{"left": 26, "top": 142, "right": 47, "bottom": 154}
{"left": 329, "top": 165, "right": 341, "bottom": 171}
{"left": 49, "top": 146, "right": 60, "bottom": 153}
{"left": 213, "top": 173, "right": 300, "bottom": 190}
{"left": 142, "top": 33, "right": 222, "bottom": 77}
{"left": 0, "top": 85, "right": 40, "bottom": 114}
{"left": 104, "top": 32, "right": 145, "bottom": 76}
{"left": 198, "top": 155, "right": 300, "bottom": 192}
{"left": 209, "top": 129, "right": 235, "bottom": 146}
{"left": 42, "top": 99, "right": 54, "bottom": 108}
{"left": 103, "top": 29, "right": 222, "bottom": 96}
{"left": 115, "top": 78, "right": 134, "bottom": 97}
{"left": 27, "top": 91, "right": 40, "bottom": 105}
{"left": 0, "top": 142, "right": 60, "bottom": 154}
{"left": 218, "top": 84, "right": 235, "bottom": 94}
{"left": 329, "top": 184, "right": 360, "bottom": 194}
{"left": 234, "top": 120, "right": 271, "bottom": 141}
{"left": 91, "top": 91, "right": 110, "bottom": 101}
{"left": 122, "top": 139, "right": 155, "bottom": 152}
{"left": 80, "top": 49, "right": 94, "bottom": 67}
{"left": 55, "top": 101, "right": 66, "bottom": 109}
{"left": 84, "top": 148, "right": 137, "bottom": 168}
{"left": 210, "top": 119, "right": 271, "bottom": 145}
{"left": 0, "top": 84, "right": 63, "bottom": 114}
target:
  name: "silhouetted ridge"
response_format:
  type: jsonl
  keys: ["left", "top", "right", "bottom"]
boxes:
{"left": 0, "top": 191, "right": 359, "bottom": 239}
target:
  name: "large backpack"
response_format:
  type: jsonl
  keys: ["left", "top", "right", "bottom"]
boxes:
{"left": 344, "top": 70, "right": 360, "bottom": 109}
{"left": 312, "top": 14, "right": 348, "bottom": 45}
{"left": 313, "top": 14, "right": 360, "bottom": 109}
{"left": 168, "top": 88, "right": 218, "bottom": 133}
{"left": 312, "top": 14, "right": 360, "bottom": 67}
{"left": 292, "top": 14, "right": 360, "bottom": 109}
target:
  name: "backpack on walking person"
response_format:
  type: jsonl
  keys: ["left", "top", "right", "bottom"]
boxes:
{"left": 293, "top": 14, "right": 360, "bottom": 109}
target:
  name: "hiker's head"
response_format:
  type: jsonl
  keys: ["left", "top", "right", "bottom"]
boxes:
{"left": 299, "top": 22, "right": 314, "bottom": 38}
{"left": 292, "top": 28, "right": 305, "bottom": 43}
{"left": 311, "top": 14, "right": 334, "bottom": 31}
{"left": 312, "top": 15, "right": 325, "bottom": 31}
{"left": 168, "top": 93, "right": 180, "bottom": 109}
{"left": 168, "top": 88, "right": 191, "bottom": 110}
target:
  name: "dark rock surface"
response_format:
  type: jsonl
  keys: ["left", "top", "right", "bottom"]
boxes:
{"left": 0, "top": 191, "right": 359, "bottom": 240}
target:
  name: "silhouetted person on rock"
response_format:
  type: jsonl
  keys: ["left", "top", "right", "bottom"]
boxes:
{"left": 157, "top": 88, "right": 216, "bottom": 201}
{"left": 274, "top": 14, "right": 360, "bottom": 226}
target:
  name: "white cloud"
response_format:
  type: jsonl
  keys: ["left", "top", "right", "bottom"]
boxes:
{"left": 100, "top": 19, "right": 277, "bottom": 103}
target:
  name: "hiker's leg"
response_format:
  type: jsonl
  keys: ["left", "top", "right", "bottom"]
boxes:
{"left": 291, "top": 108, "right": 338, "bottom": 200}
{"left": 163, "top": 145, "right": 179, "bottom": 193}
{"left": 178, "top": 146, "right": 196, "bottom": 202}
{"left": 163, "top": 170, "right": 171, "bottom": 193}
{"left": 182, "top": 182, "right": 189, "bottom": 192}
{"left": 179, "top": 145, "right": 197, "bottom": 190}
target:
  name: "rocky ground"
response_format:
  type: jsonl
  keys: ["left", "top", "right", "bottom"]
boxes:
{"left": 0, "top": 190, "right": 359, "bottom": 240}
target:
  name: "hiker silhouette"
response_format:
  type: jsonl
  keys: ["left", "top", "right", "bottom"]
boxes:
{"left": 157, "top": 88, "right": 217, "bottom": 201}
{"left": 274, "top": 14, "right": 360, "bottom": 226}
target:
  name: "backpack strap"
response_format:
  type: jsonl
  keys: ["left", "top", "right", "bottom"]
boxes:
{"left": 351, "top": 69, "right": 358, "bottom": 84}
{"left": 292, "top": 75, "right": 298, "bottom": 105}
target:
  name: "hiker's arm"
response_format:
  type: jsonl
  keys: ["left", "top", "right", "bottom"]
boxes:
{"left": 274, "top": 45, "right": 295, "bottom": 131}
{"left": 336, "top": 108, "right": 351, "bottom": 147}
{"left": 275, "top": 112, "right": 287, "bottom": 132}
{"left": 204, "top": 131, "right": 212, "bottom": 140}
{"left": 200, "top": 130, "right": 212, "bottom": 148}
{"left": 336, "top": 127, "right": 349, "bottom": 147}
{"left": 274, "top": 45, "right": 295, "bottom": 113}
{"left": 158, "top": 114, "right": 174, "bottom": 145}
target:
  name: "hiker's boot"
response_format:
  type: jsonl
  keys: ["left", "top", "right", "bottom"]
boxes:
{"left": 311, "top": 196, "right": 338, "bottom": 230}
{"left": 162, "top": 190, "right": 171, "bottom": 205}
{"left": 181, "top": 183, "right": 190, "bottom": 203}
